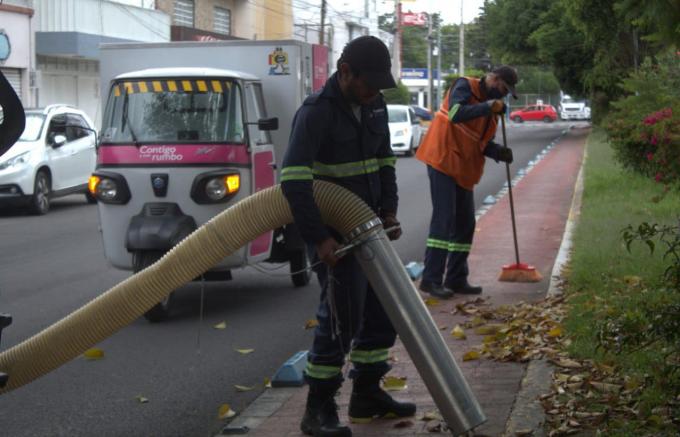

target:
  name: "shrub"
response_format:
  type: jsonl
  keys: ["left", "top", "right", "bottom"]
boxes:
{"left": 604, "top": 50, "right": 680, "bottom": 190}
{"left": 382, "top": 81, "right": 410, "bottom": 105}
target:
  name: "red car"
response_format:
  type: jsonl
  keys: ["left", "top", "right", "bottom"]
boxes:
{"left": 510, "top": 104, "right": 558, "bottom": 123}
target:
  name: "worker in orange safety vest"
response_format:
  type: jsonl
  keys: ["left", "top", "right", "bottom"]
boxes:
{"left": 415, "top": 66, "right": 518, "bottom": 299}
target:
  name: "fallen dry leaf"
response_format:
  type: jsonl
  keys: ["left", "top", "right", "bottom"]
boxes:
{"left": 383, "top": 376, "right": 407, "bottom": 391}
{"left": 235, "top": 348, "right": 254, "bottom": 355}
{"left": 234, "top": 384, "right": 255, "bottom": 392}
{"left": 218, "top": 404, "right": 236, "bottom": 419}
{"left": 135, "top": 395, "right": 149, "bottom": 403}
{"left": 424, "top": 298, "right": 440, "bottom": 307}
{"left": 83, "top": 348, "right": 104, "bottom": 360}
{"left": 463, "top": 350, "right": 481, "bottom": 361}
{"left": 304, "top": 319, "right": 319, "bottom": 330}
{"left": 450, "top": 325, "right": 466, "bottom": 340}
{"left": 213, "top": 321, "right": 227, "bottom": 329}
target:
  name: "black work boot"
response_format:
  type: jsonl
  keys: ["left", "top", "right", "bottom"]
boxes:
{"left": 419, "top": 280, "right": 454, "bottom": 299}
{"left": 445, "top": 280, "right": 483, "bottom": 295}
{"left": 300, "top": 386, "right": 352, "bottom": 437}
{"left": 348, "top": 374, "right": 416, "bottom": 423}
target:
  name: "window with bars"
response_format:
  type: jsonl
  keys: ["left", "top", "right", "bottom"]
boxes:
{"left": 173, "top": 0, "right": 194, "bottom": 27}
{"left": 214, "top": 7, "right": 231, "bottom": 35}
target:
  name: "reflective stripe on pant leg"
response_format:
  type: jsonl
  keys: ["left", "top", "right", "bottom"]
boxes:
{"left": 445, "top": 183, "right": 475, "bottom": 286}
{"left": 305, "top": 362, "right": 343, "bottom": 380}
{"left": 423, "top": 165, "right": 457, "bottom": 285}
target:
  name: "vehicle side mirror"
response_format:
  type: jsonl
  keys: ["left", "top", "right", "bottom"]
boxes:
{"left": 258, "top": 117, "right": 278, "bottom": 131}
{"left": 52, "top": 134, "right": 67, "bottom": 147}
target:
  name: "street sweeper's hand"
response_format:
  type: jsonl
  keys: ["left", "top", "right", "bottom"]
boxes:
{"left": 316, "top": 237, "right": 341, "bottom": 267}
{"left": 498, "top": 147, "right": 513, "bottom": 164}
{"left": 489, "top": 99, "right": 506, "bottom": 114}
{"left": 381, "top": 213, "right": 402, "bottom": 241}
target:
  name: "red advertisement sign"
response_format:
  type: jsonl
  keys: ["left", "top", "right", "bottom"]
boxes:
{"left": 401, "top": 11, "right": 428, "bottom": 27}
{"left": 312, "top": 44, "right": 329, "bottom": 92}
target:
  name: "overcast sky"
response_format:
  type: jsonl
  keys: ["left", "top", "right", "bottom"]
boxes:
{"left": 378, "top": 0, "right": 486, "bottom": 25}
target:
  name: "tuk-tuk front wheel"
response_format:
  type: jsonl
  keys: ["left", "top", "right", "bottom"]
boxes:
{"left": 289, "top": 247, "right": 311, "bottom": 287}
{"left": 132, "top": 250, "right": 174, "bottom": 322}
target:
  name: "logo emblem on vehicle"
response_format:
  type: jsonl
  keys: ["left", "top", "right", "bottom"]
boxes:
{"left": 268, "top": 47, "right": 290, "bottom": 76}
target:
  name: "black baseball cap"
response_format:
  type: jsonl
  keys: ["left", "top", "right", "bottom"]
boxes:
{"left": 340, "top": 36, "right": 397, "bottom": 90}
{"left": 492, "top": 65, "right": 518, "bottom": 99}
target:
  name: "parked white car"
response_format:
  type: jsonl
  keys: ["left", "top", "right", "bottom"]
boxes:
{"left": 0, "top": 105, "right": 97, "bottom": 214}
{"left": 387, "top": 104, "right": 423, "bottom": 156}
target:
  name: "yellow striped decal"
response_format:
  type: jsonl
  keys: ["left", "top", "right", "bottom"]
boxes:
{"left": 167, "top": 80, "right": 178, "bottom": 92}
{"left": 196, "top": 80, "right": 208, "bottom": 92}
{"left": 152, "top": 81, "right": 163, "bottom": 92}
{"left": 115, "top": 80, "right": 234, "bottom": 95}
{"left": 113, "top": 85, "right": 121, "bottom": 97}
{"left": 211, "top": 80, "right": 223, "bottom": 93}
{"left": 124, "top": 82, "right": 135, "bottom": 94}
{"left": 137, "top": 81, "right": 148, "bottom": 93}
{"left": 181, "top": 80, "right": 193, "bottom": 92}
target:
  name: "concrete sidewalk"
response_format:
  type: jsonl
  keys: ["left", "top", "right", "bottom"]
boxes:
{"left": 223, "top": 127, "right": 588, "bottom": 437}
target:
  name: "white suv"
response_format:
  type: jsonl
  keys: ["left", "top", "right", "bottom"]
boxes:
{"left": 0, "top": 105, "right": 97, "bottom": 214}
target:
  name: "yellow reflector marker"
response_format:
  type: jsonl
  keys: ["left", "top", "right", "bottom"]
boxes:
{"left": 138, "top": 82, "right": 149, "bottom": 93}
{"left": 124, "top": 82, "right": 134, "bottom": 94}
{"left": 211, "top": 80, "right": 223, "bottom": 93}
{"left": 224, "top": 81, "right": 232, "bottom": 90}
{"left": 152, "top": 81, "right": 163, "bottom": 92}
{"left": 167, "top": 81, "right": 178, "bottom": 92}
{"left": 113, "top": 85, "right": 121, "bottom": 97}
{"left": 182, "top": 80, "right": 193, "bottom": 92}
{"left": 225, "top": 174, "right": 240, "bottom": 194}
{"left": 88, "top": 175, "right": 100, "bottom": 195}
{"left": 197, "top": 80, "right": 207, "bottom": 92}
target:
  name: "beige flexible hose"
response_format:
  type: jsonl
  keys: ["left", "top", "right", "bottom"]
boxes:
{"left": 0, "top": 181, "right": 376, "bottom": 394}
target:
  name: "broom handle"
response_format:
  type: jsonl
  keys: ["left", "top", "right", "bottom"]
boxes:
{"left": 500, "top": 115, "right": 521, "bottom": 266}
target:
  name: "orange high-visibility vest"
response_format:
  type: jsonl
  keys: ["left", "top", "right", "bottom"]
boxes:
{"left": 416, "top": 77, "right": 497, "bottom": 190}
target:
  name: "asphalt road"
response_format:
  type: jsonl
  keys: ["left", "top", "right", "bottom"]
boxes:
{"left": 0, "top": 121, "right": 579, "bottom": 436}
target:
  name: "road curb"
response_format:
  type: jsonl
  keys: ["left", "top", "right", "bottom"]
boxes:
{"left": 503, "top": 130, "right": 588, "bottom": 436}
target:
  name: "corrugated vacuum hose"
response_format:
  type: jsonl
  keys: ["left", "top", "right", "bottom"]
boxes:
{"left": 0, "top": 181, "right": 485, "bottom": 435}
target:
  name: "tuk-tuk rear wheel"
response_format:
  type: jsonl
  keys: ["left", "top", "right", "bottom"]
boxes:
{"left": 132, "top": 250, "right": 174, "bottom": 322}
{"left": 290, "top": 247, "right": 311, "bottom": 287}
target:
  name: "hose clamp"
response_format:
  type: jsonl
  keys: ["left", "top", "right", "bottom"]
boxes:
{"left": 346, "top": 217, "right": 383, "bottom": 242}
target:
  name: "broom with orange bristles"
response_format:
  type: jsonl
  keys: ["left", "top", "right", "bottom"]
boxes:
{"left": 497, "top": 115, "right": 543, "bottom": 283}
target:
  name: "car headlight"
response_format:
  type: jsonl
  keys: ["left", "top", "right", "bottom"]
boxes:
{"left": 88, "top": 172, "right": 131, "bottom": 204}
{"left": 191, "top": 171, "right": 240, "bottom": 204}
{"left": 0, "top": 151, "right": 30, "bottom": 170}
{"left": 393, "top": 130, "right": 405, "bottom": 137}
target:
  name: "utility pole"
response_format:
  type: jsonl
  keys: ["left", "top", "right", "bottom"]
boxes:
{"left": 392, "top": 0, "right": 402, "bottom": 83}
{"left": 427, "top": 14, "right": 433, "bottom": 111}
{"left": 320, "top": 0, "right": 327, "bottom": 45}
{"left": 436, "top": 24, "right": 442, "bottom": 108}
{"left": 458, "top": 0, "right": 465, "bottom": 75}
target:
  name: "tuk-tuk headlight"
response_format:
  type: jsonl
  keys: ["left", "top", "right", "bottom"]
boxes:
{"left": 205, "top": 177, "right": 227, "bottom": 200}
{"left": 191, "top": 171, "right": 240, "bottom": 204}
{"left": 89, "top": 172, "right": 131, "bottom": 204}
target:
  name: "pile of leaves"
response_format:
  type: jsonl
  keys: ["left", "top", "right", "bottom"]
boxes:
{"left": 449, "top": 295, "right": 680, "bottom": 435}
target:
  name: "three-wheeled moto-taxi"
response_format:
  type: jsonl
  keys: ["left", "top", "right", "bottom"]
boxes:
{"left": 90, "top": 40, "right": 328, "bottom": 321}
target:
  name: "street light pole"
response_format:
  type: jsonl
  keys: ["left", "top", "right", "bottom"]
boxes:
{"left": 458, "top": 0, "right": 464, "bottom": 76}
{"left": 436, "top": 24, "right": 442, "bottom": 108}
{"left": 427, "top": 14, "right": 433, "bottom": 111}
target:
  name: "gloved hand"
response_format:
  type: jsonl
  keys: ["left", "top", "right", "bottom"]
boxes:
{"left": 497, "top": 147, "right": 513, "bottom": 164}
{"left": 488, "top": 99, "right": 506, "bottom": 114}
{"left": 381, "top": 213, "right": 402, "bottom": 241}
{"left": 316, "top": 237, "right": 341, "bottom": 267}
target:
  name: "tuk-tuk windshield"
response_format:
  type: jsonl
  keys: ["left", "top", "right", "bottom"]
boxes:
{"left": 101, "top": 78, "right": 244, "bottom": 144}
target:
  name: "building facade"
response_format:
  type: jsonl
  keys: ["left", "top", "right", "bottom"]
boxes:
{"left": 0, "top": 1, "right": 34, "bottom": 106}
{"left": 155, "top": 0, "right": 293, "bottom": 41}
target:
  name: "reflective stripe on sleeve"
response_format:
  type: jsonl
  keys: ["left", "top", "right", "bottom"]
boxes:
{"left": 377, "top": 156, "right": 397, "bottom": 168}
{"left": 349, "top": 348, "right": 390, "bottom": 364}
{"left": 448, "top": 103, "right": 461, "bottom": 122}
{"left": 281, "top": 166, "right": 314, "bottom": 182}
{"left": 312, "top": 159, "right": 379, "bottom": 178}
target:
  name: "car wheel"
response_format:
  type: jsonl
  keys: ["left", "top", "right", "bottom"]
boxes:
{"left": 29, "top": 171, "right": 50, "bottom": 215}
{"left": 290, "top": 246, "right": 311, "bottom": 287}
{"left": 404, "top": 136, "right": 414, "bottom": 157}
{"left": 543, "top": 116, "right": 553, "bottom": 123}
{"left": 513, "top": 116, "right": 523, "bottom": 123}
{"left": 133, "top": 250, "right": 174, "bottom": 322}
{"left": 85, "top": 190, "right": 97, "bottom": 204}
